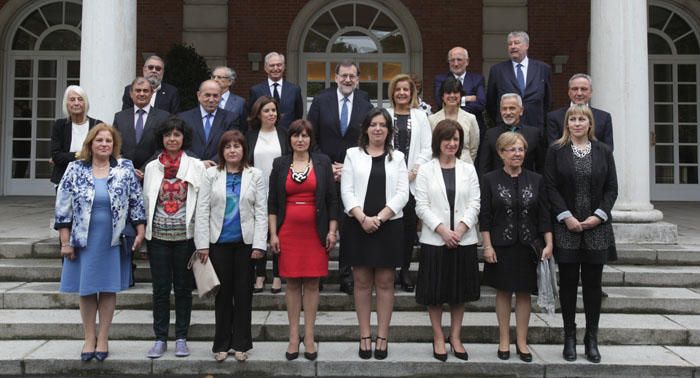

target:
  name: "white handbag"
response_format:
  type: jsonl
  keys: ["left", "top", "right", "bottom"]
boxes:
{"left": 187, "top": 252, "right": 220, "bottom": 298}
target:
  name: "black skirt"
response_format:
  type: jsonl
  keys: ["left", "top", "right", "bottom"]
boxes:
{"left": 482, "top": 243, "right": 537, "bottom": 293}
{"left": 415, "top": 243, "right": 480, "bottom": 306}
{"left": 341, "top": 217, "right": 404, "bottom": 269}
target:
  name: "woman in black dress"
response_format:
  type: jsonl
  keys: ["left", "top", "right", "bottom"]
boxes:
{"left": 480, "top": 131, "right": 553, "bottom": 362}
{"left": 414, "top": 119, "right": 481, "bottom": 361}
{"left": 544, "top": 104, "right": 617, "bottom": 363}
{"left": 341, "top": 108, "right": 409, "bottom": 360}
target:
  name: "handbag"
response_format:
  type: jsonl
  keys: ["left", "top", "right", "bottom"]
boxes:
{"left": 187, "top": 252, "right": 221, "bottom": 298}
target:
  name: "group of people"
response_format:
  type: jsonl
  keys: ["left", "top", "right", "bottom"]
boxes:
{"left": 52, "top": 30, "right": 618, "bottom": 365}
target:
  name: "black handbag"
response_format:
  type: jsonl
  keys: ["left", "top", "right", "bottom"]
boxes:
{"left": 528, "top": 238, "right": 545, "bottom": 264}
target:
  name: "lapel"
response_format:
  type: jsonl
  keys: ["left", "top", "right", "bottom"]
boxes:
{"left": 504, "top": 61, "right": 520, "bottom": 91}
{"left": 121, "top": 110, "right": 137, "bottom": 145}
{"left": 524, "top": 60, "right": 537, "bottom": 95}
{"left": 61, "top": 118, "right": 72, "bottom": 147}
{"left": 141, "top": 109, "right": 160, "bottom": 142}
{"left": 329, "top": 92, "right": 341, "bottom": 135}
{"left": 207, "top": 111, "right": 224, "bottom": 146}
{"left": 453, "top": 160, "right": 466, "bottom": 210}
{"left": 241, "top": 167, "right": 252, "bottom": 200}
{"left": 431, "top": 159, "right": 449, "bottom": 205}
{"left": 190, "top": 109, "right": 206, "bottom": 145}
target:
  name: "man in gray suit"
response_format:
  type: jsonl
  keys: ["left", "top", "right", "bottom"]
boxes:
{"left": 212, "top": 66, "right": 247, "bottom": 133}
{"left": 113, "top": 77, "right": 170, "bottom": 179}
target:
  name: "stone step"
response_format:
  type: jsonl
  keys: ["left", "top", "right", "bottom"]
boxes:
{"left": 3, "top": 282, "right": 700, "bottom": 314}
{"left": 1, "top": 309, "right": 699, "bottom": 347}
{"left": 2, "top": 340, "right": 697, "bottom": 377}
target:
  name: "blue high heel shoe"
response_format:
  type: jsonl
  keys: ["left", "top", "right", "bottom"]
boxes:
{"left": 80, "top": 351, "right": 95, "bottom": 361}
{"left": 95, "top": 351, "right": 109, "bottom": 361}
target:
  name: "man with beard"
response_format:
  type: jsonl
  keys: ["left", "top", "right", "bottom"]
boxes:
{"left": 478, "top": 93, "right": 545, "bottom": 174}
{"left": 122, "top": 55, "right": 181, "bottom": 114}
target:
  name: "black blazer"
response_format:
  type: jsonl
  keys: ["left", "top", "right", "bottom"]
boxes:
{"left": 307, "top": 89, "right": 373, "bottom": 163}
{"left": 50, "top": 117, "right": 102, "bottom": 184}
{"left": 248, "top": 80, "right": 303, "bottom": 132}
{"left": 113, "top": 107, "right": 171, "bottom": 170}
{"left": 546, "top": 106, "right": 614, "bottom": 150}
{"left": 479, "top": 169, "right": 551, "bottom": 247}
{"left": 122, "top": 82, "right": 180, "bottom": 114}
{"left": 268, "top": 152, "right": 337, "bottom": 245}
{"left": 247, "top": 127, "right": 289, "bottom": 166}
{"left": 478, "top": 124, "right": 545, "bottom": 175}
{"left": 544, "top": 141, "right": 618, "bottom": 222}
{"left": 178, "top": 107, "right": 239, "bottom": 162}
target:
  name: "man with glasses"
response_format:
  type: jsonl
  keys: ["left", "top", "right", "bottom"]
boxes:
{"left": 122, "top": 55, "right": 181, "bottom": 114}
{"left": 212, "top": 66, "right": 247, "bottom": 134}
{"left": 248, "top": 52, "right": 303, "bottom": 132}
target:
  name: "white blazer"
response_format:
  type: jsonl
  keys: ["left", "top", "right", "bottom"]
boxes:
{"left": 341, "top": 147, "right": 409, "bottom": 220}
{"left": 428, "top": 108, "right": 480, "bottom": 164}
{"left": 143, "top": 152, "right": 205, "bottom": 241}
{"left": 194, "top": 166, "right": 268, "bottom": 251}
{"left": 386, "top": 107, "right": 433, "bottom": 194}
{"left": 415, "top": 158, "right": 480, "bottom": 246}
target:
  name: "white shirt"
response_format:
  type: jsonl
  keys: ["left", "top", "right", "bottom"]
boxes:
{"left": 452, "top": 73, "right": 467, "bottom": 106}
{"left": 149, "top": 85, "right": 161, "bottom": 108}
{"left": 336, "top": 90, "right": 354, "bottom": 124}
{"left": 220, "top": 91, "right": 230, "bottom": 109}
{"left": 133, "top": 104, "right": 151, "bottom": 128}
{"left": 512, "top": 56, "right": 529, "bottom": 85}
{"left": 268, "top": 78, "right": 283, "bottom": 97}
{"left": 70, "top": 119, "right": 89, "bottom": 152}
{"left": 253, "top": 129, "right": 282, "bottom": 189}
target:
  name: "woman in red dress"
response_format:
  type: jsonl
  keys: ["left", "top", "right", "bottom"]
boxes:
{"left": 268, "top": 119, "right": 338, "bottom": 361}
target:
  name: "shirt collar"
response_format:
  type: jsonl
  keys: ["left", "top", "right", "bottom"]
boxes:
{"left": 337, "top": 89, "right": 354, "bottom": 103}
{"left": 268, "top": 78, "right": 283, "bottom": 87}
{"left": 134, "top": 104, "right": 151, "bottom": 113}
{"left": 512, "top": 56, "right": 529, "bottom": 68}
{"left": 199, "top": 105, "right": 217, "bottom": 118}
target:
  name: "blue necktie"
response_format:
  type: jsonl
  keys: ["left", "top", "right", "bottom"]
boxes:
{"left": 516, "top": 63, "right": 525, "bottom": 95}
{"left": 135, "top": 109, "right": 145, "bottom": 143}
{"left": 340, "top": 97, "right": 349, "bottom": 136}
{"left": 273, "top": 83, "right": 281, "bottom": 102}
{"left": 204, "top": 113, "right": 213, "bottom": 141}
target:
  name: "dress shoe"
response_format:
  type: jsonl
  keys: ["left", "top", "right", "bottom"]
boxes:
{"left": 497, "top": 349, "right": 510, "bottom": 360}
{"left": 94, "top": 351, "right": 109, "bottom": 361}
{"left": 80, "top": 351, "right": 95, "bottom": 361}
{"left": 285, "top": 337, "right": 303, "bottom": 361}
{"left": 234, "top": 351, "right": 248, "bottom": 362}
{"left": 398, "top": 269, "right": 415, "bottom": 292}
{"left": 446, "top": 337, "right": 468, "bottom": 361}
{"left": 214, "top": 351, "right": 228, "bottom": 362}
{"left": 432, "top": 340, "right": 447, "bottom": 362}
{"left": 584, "top": 327, "right": 601, "bottom": 363}
{"left": 358, "top": 336, "right": 372, "bottom": 359}
{"left": 374, "top": 336, "right": 388, "bottom": 360}
{"left": 516, "top": 345, "right": 533, "bottom": 362}
{"left": 563, "top": 325, "right": 577, "bottom": 361}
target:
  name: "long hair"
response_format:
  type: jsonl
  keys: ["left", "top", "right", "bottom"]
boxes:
{"left": 388, "top": 74, "right": 419, "bottom": 108}
{"left": 247, "top": 96, "right": 279, "bottom": 131}
{"left": 78, "top": 123, "right": 121, "bottom": 162}
{"left": 554, "top": 104, "right": 597, "bottom": 146}
{"left": 358, "top": 108, "right": 394, "bottom": 161}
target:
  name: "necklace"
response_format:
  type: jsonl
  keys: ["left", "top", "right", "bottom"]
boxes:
{"left": 392, "top": 112, "right": 412, "bottom": 159}
{"left": 290, "top": 156, "right": 311, "bottom": 184}
{"left": 571, "top": 141, "right": 591, "bottom": 158}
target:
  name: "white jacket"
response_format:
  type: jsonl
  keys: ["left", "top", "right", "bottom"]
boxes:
{"left": 428, "top": 108, "right": 480, "bottom": 164}
{"left": 194, "top": 166, "right": 268, "bottom": 251}
{"left": 143, "top": 152, "right": 205, "bottom": 241}
{"left": 386, "top": 107, "right": 433, "bottom": 194}
{"left": 341, "top": 147, "right": 409, "bottom": 220}
{"left": 415, "top": 158, "right": 480, "bottom": 246}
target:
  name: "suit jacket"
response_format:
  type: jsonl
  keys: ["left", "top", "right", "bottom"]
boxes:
{"left": 194, "top": 166, "right": 268, "bottom": 250}
{"left": 178, "top": 106, "right": 239, "bottom": 162}
{"left": 478, "top": 124, "right": 545, "bottom": 175}
{"left": 248, "top": 79, "right": 303, "bottom": 132}
{"left": 268, "top": 153, "right": 337, "bottom": 245}
{"left": 307, "top": 89, "right": 373, "bottom": 164}
{"left": 415, "top": 158, "right": 480, "bottom": 246}
{"left": 433, "top": 71, "right": 486, "bottom": 133}
{"left": 247, "top": 127, "right": 289, "bottom": 166}
{"left": 546, "top": 106, "right": 614, "bottom": 150}
{"left": 428, "top": 108, "right": 480, "bottom": 164}
{"left": 486, "top": 58, "right": 552, "bottom": 130}
{"left": 122, "top": 82, "right": 180, "bottom": 114}
{"left": 112, "top": 107, "right": 170, "bottom": 170}
{"left": 50, "top": 116, "right": 102, "bottom": 184}
{"left": 221, "top": 92, "right": 248, "bottom": 134}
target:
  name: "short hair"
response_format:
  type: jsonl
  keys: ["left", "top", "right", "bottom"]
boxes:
{"left": 358, "top": 108, "right": 394, "bottom": 160}
{"left": 555, "top": 104, "right": 597, "bottom": 146}
{"left": 62, "top": 85, "right": 89, "bottom": 118}
{"left": 431, "top": 119, "right": 464, "bottom": 158}
{"left": 213, "top": 66, "right": 237, "bottom": 81}
{"left": 507, "top": 31, "right": 530, "bottom": 45}
{"left": 264, "top": 52, "right": 285, "bottom": 66}
{"left": 217, "top": 130, "right": 249, "bottom": 170}
{"left": 155, "top": 116, "right": 192, "bottom": 151}
{"left": 287, "top": 119, "right": 315, "bottom": 150}
{"left": 144, "top": 55, "right": 164, "bottom": 66}
{"left": 247, "top": 96, "right": 279, "bottom": 131}
{"left": 568, "top": 73, "right": 592, "bottom": 88}
{"left": 335, "top": 60, "right": 360, "bottom": 76}
{"left": 495, "top": 131, "right": 528, "bottom": 153}
{"left": 388, "top": 74, "right": 419, "bottom": 108}
{"left": 439, "top": 76, "right": 466, "bottom": 99}
{"left": 447, "top": 46, "right": 469, "bottom": 61}
{"left": 131, "top": 77, "right": 152, "bottom": 90}
{"left": 79, "top": 123, "right": 121, "bottom": 162}
{"left": 500, "top": 93, "right": 523, "bottom": 107}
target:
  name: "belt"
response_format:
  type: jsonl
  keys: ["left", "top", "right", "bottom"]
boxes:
{"left": 288, "top": 201, "right": 313, "bottom": 205}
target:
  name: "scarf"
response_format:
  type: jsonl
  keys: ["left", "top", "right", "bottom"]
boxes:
{"left": 158, "top": 151, "right": 187, "bottom": 215}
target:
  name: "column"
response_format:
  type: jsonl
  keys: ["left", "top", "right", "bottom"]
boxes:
{"left": 80, "top": 1, "right": 137, "bottom": 123}
{"left": 590, "top": 0, "right": 676, "bottom": 243}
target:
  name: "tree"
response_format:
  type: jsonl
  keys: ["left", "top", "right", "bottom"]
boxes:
{"left": 163, "top": 44, "right": 211, "bottom": 110}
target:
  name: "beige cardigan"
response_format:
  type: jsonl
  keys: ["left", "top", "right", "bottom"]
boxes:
{"left": 428, "top": 108, "right": 480, "bottom": 164}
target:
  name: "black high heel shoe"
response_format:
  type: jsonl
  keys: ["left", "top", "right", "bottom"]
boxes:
{"left": 304, "top": 339, "right": 318, "bottom": 361}
{"left": 358, "top": 336, "right": 372, "bottom": 359}
{"left": 446, "top": 337, "right": 468, "bottom": 361}
{"left": 432, "top": 340, "right": 447, "bottom": 362}
{"left": 516, "top": 345, "right": 533, "bottom": 362}
{"left": 285, "top": 337, "right": 303, "bottom": 361}
{"left": 374, "top": 336, "right": 388, "bottom": 360}
{"left": 80, "top": 351, "right": 95, "bottom": 361}
{"left": 497, "top": 349, "right": 510, "bottom": 360}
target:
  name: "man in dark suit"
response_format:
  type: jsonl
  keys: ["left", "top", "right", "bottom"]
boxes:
{"left": 248, "top": 52, "right": 303, "bottom": 132}
{"left": 178, "top": 80, "right": 239, "bottom": 167}
{"left": 122, "top": 55, "right": 180, "bottom": 114}
{"left": 546, "top": 73, "right": 614, "bottom": 149}
{"left": 212, "top": 66, "right": 247, "bottom": 133}
{"left": 486, "top": 31, "right": 551, "bottom": 131}
{"left": 113, "top": 77, "right": 170, "bottom": 178}
{"left": 479, "top": 93, "right": 545, "bottom": 174}
{"left": 307, "top": 60, "right": 373, "bottom": 295}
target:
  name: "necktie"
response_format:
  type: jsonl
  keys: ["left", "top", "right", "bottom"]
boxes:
{"left": 135, "top": 109, "right": 145, "bottom": 143}
{"left": 204, "top": 113, "right": 213, "bottom": 142}
{"left": 340, "top": 97, "right": 349, "bottom": 136}
{"left": 516, "top": 63, "right": 525, "bottom": 95}
{"left": 273, "top": 83, "right": 281, "bottom": 102}
{"left": 219, "top": 95, "right": 226, "bottom": 110}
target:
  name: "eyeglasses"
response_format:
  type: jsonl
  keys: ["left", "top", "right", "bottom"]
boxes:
{"left": 146, "top": 65, "right": 163, "bottom": 72}
{"left": 211, "top": 75, "right": 231, "bottom": 80}
{"left": 502, "top": 147, "right": 525, "bottom": 153}
{"left": 338, "top": 74, "right": 358, "bottom": 80}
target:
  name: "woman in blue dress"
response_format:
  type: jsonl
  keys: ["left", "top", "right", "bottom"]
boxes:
{"left": 54, "top": 123, "right": 146, "bottom": 362}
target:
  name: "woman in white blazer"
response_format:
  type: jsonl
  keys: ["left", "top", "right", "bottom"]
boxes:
{"left": 341, "top": 108, "right": 409, "bottom": 360}
{"left": 194, "top": 130, "right": 267, "bottom": 362}
{"left": 385, "top": 74, "right": 432, "bottom": 293}
{"left": 414, "top": 119, "right": 481, "bottom": 362}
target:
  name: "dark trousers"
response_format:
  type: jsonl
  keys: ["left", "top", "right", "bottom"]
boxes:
{"left": 401, "top": 194, "right": 417, "bottom": 271}
{"left": 558, "top": 262, "right": 604, "bottom": 329}
{"left": 147, "top": 238, "right": 195, "bottom": 341}
{"left": 253, "top": 252, "right": 279, "bottom": 278}
{"left": 209, "top": 242, "right": 254, "bottom": 353}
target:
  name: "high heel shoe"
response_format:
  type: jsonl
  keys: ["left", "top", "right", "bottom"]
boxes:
{"left": 304, "top": 339, "right": 318, "bottom": 360}
{"left": 446, "top": 337, "right": 468, "bottom": 361}
{"left": 270, "top": 277, "right": 282, "bottom": 294}
{"left": 374, "top": 336, "right": 388, "bottom": 360}
{"left": 398, "top": 269, "right": 414, "bottom": 292}
{"left": 253, "top": 276, "right": 265, "bottom": 293}
{"left": 80, "top": 351, "right": 95, "bottom": 361}
{"left": 516, "top": 345, "right": 533, "bottom": 362}
{"left": 497, "top": 349, "right": 510, "bottom": 360}
{"left": 285, "top": 337, "right": 303, "bottom": 361}
{"left": 432, "top": 340, "right": 447, "bottom": 362}
{"left": 358, "top": 336, "right": 372, "bottom": 359}
{"left": 94, "top": 351, "right": 109, "bottom": 361}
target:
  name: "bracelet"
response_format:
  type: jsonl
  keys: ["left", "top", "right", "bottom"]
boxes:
{"left": 483, "top": 245, "right": 494, "bottom": 250}
{"left": 361, "top": 215, "right": 367, "bottom": 223}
